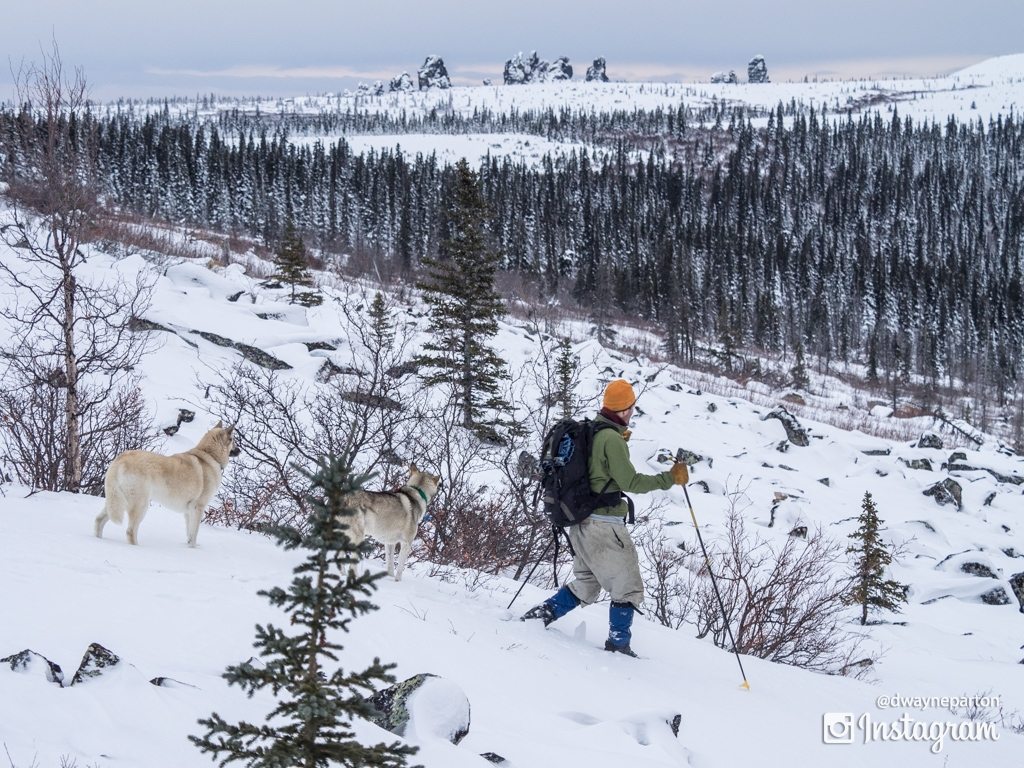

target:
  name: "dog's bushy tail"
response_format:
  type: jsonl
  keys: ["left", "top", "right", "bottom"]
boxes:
{"left": 103, "top": 469, "right": 126, "bottom": 524}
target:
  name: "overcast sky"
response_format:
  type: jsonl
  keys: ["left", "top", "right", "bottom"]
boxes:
{"left": 4, "top": 0, "right": 1022, "bottom": 100}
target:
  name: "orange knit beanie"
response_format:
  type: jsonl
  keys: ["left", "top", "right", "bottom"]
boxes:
{"left": 602, "top": 379, "right": 636, "bottom": 412}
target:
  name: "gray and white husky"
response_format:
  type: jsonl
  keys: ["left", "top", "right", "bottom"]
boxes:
{"left": 344, "top": 463, "right": 440, "bottom": 581}
{"left": 94, "top": 421, "right": 238, "bottom": 547}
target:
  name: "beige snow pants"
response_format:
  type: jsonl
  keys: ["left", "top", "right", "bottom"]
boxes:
{"left": 565, "top": 514, "right": 644, "bottom": 608}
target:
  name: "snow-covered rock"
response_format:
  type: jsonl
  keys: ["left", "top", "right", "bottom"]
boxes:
{"left": 923, "top": 478, "right": 963, "bottom": 510}
{"left": 365, "top": 673, "right": 471, "bottom": 745}
{"left": 710, "top": 70, "right": 737, "bottom": 84}
{"left": 504, "top": 51, "right": 539, "bottom": 85}
{"left": 1, "top": 649, "right": 64, "bottom": 686}
{"left": 761, "top": 406, "right": 809, "bottom": 447}
{"left": 503, "top": 52, "right": 573, "bottom": 84}
{"left": 748, "top": 55, "right": 770, "bottom": 83}
{"left": 540, "top": 56, "right": 573, "bottom": 82}
{"left": 585, "top": 57, "right": 609, "bottom": 82}
{"left": 389, "top": 72, "right": 415, "bottom": 92}
{"left": 980, "top": 586, "right": 1011, "bottom": 605}
{"left": 70, "top": 643, "right": 121, "bottom": 686}
{"left": 417, "top": 56, "right": 451, "bottom": 90}
{"left": 1009, "top": 573, "right": 1024, "bottom": 612}
{"left": 917, "top": 432, "right": 944, "bottom": 449}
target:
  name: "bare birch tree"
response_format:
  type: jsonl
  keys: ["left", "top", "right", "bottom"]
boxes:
{"left": 0, "top": 41, "right": 154, "bottom": 492}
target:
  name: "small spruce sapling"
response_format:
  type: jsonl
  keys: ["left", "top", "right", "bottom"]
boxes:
{"left": 190, "top": 456, "right": 417, "bottom": 768}
{"left": 845, "top": 491, "right": 908, "bottom": 626}
{"left": 790, "top": 340, "right": 810, "bottom": 391}
{"left": 271, "top": 218, "right": 322, "bottom": 307}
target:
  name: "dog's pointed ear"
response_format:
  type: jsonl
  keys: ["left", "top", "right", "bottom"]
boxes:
{"left": 214, "top": 419, "right": 223, "bottom": 429}
{"left": 409, "top": 462, "right": 419, "bottom": 474}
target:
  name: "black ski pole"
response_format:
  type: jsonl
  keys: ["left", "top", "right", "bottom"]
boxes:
{"left": 682, "top": 481, "right": 751, "bottom": 691}
{"left": 507, "top": 535, "right": 555, "bottom": 610}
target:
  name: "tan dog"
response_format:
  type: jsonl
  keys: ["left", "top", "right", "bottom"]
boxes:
{"left": 344, "top": 464, "right": 440, "bottom": 581}
{"left": 94, "top": 422, "right": 238, "bottom": 547}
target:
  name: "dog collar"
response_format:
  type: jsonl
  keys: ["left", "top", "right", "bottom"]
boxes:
{"left": 409, "top": 485, "right": 429, "bottom": 503}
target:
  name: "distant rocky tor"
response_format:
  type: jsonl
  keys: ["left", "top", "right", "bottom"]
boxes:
{"left": 585, "top": 57, "right": 609, "bottom": 82}
{"left": 748, "top": 55, "right": 770, "bottom": 83}
{"left": 709, "top": 56, "right": 768, "bottom": 84}
{"left": 359, "top": 57, "right": 450, "bottom": 95}
{"left": 389, "top": 72, "right": 415, "bottom": 92}
{"left": 417, "top": 55, "right": 451, "bottom": 90}
{"left": 503, "top": 51, "right": 573, "bottom": 84}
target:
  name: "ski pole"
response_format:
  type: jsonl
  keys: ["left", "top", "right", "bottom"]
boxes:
{"left": 507, "top": 535, "right": 555, "bottom": 610}
{"left": 680, "top": 474, "right": 751, "bottom": 691}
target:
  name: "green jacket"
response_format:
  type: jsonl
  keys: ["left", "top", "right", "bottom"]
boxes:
{"left": 589, "top": 414, "right": 674, "bottom": 518}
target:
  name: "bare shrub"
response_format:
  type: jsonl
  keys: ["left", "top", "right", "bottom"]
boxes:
{"left": 695, "top": 496, "right": 869, "bottom": 675}
{"left": 206, "top": 290, "right": 425, "bottom": 529}
{"left": 637, "top": 488, "right": 872, "bottom": 676}
{"left": 0, "top": 374, "right": 155, "bottom": 495}
{"left": 207, "top": 363, "right": 417, "bottom": 530}
{"left": 78, "top": 385, "right": 157, "bottom": 494}
{"left": 947, "top": 690, "right": 1024, "bottom": 734}
{"left": 636, "top": 516, "right": 701, "bottom": 630}
{"left": 204, "top": 474, "right": 289, "bottom": 531}
{"left": 415, "top": 489, "right": 522, "bottom": 573}
{"left": 407, "top": 395, "right": 501, "bottom": 569}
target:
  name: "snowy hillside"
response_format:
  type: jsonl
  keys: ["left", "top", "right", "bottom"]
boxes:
{"left": 2, "top": 237, "right": 1024, "bottom": 767}
{"left": 108, "top": 53, "right": 1024, "bottom": 168}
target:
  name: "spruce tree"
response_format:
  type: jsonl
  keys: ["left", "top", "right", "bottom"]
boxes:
{"left": 367, "top": 292, "right": 396, "bottom": 364}
{"left": 846, "top": 491, "right": 907, "bottom": 626}
{"left": 271, "top": 218, "right": 322, "bottom": 307}
{"left": 790, "top": 340, "right": 810, "bottom": 390}
{"left": 417, "top": 159, "right": 507, "bottom": 433}
{"left": 189, "top": 457, "right": 417, "bottom": 768}
{"left": 553, "top": 337, "right": 580, "bottom": 421}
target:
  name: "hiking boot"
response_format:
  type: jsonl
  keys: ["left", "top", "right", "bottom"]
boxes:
{"left": 520, "top": 602, "right": 557, "bottom": 627}
{"left": 604, "top": 640, "right": 639, "bottom": 658}
{"left": 520, "top": 586, "right": 581, "bottom": 627}
{"left": 608, "top": 600, "right": 636, "bottom": 646}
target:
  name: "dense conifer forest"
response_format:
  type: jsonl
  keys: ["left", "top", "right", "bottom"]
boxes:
{"left": 2, "top": 100, "right": 1021, "bottom": 414}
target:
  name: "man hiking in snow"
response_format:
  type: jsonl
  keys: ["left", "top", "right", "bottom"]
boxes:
{"left": 521, "top": 379, "right": 688, "bottom": 656}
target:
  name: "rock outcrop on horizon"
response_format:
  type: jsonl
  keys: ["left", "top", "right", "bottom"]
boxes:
{"left": 585, "top": 57, "right": 609, "bottom": 82}
{"left": 748, "top": 55, "right": 770, "bottom": 83}
{"left": 356, "top": 81, "right": 386, "bottom": 96}
{"left": 544, "top": 56, "right": 573, "bottom": 81}
{"left": 389, "top": 72, "right": 415, "bottom": 92}
{"left": 503, "top": 51, "right": 574, "bottom": 84}
{"left": 711, "top": 70, "right": 738, "bottom": 84}
{"left": 417, "top": 55, "right": 451, "bottom": 90}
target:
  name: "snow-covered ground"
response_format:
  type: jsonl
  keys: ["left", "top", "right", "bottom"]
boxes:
{"left": 289, "top": 132, "right": 625, "bottom": 168}
{"left": 161, "top": 53, "right": 1024, "bottom": 125}
{"left": 2, "top": 237, "right": 1024, "bottom": 767}
{"left": 96, "top": 54, "right": 1024, "bottom": 168}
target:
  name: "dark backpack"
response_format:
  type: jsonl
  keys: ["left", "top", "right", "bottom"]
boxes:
{"left": 539, "top": 418, "right": 622, "bottom": 527}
